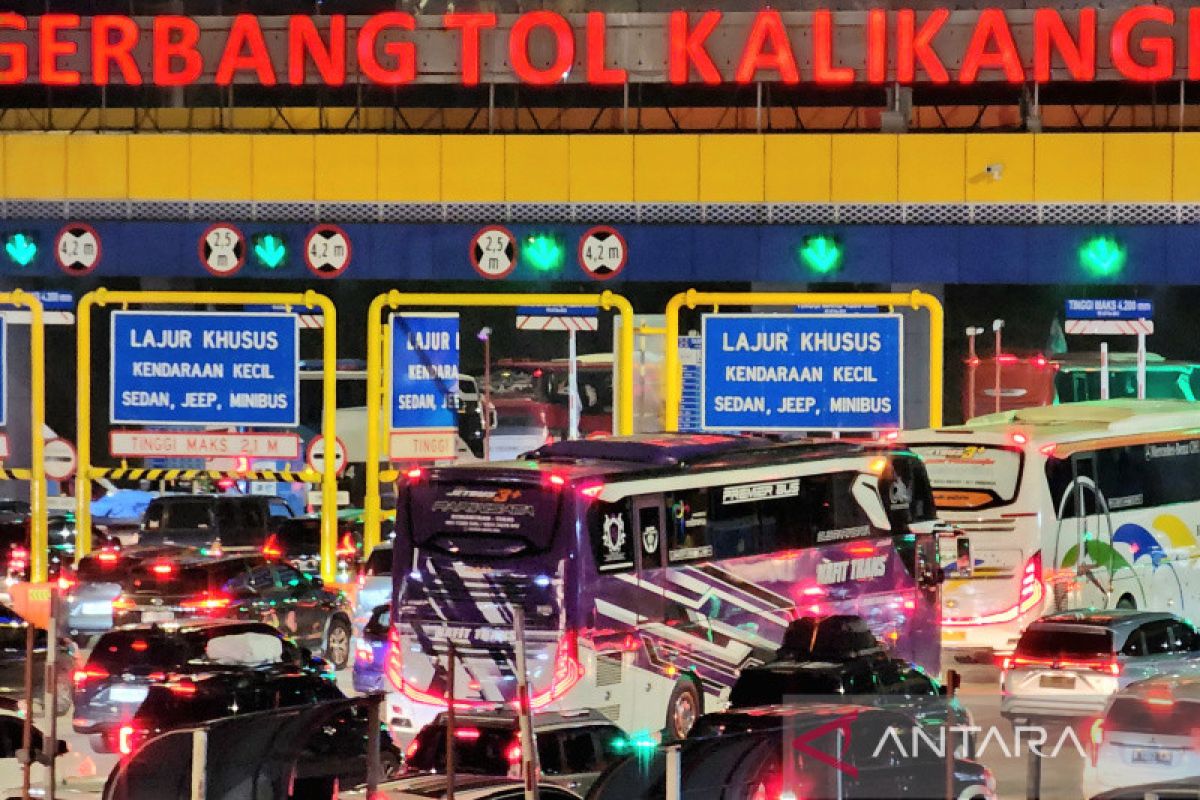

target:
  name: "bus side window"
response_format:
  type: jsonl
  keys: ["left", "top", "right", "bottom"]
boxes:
{"left": 1046, "top": 455, "right": 1099, "bottom": 519}
{"left": 665, "top": 489, "right": 712, "bottom": 561}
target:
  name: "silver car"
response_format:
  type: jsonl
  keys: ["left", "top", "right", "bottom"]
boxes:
{"left": 1001, "top": 609, "right": 1200, "bottom": 723}
{"left": 354, "top": 542, "right": 393, "bottom": 636}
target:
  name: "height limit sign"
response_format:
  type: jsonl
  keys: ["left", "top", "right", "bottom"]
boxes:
{"left": 578, "top": 226, "right": 627, "bottom": 280}
{"left": 471, "top": 226, "right": 517, "bottom": 280}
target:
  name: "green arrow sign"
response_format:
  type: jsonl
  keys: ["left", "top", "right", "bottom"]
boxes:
{"left": 4, "top": 233, "right": 36, "bottom": 267}
{"left": 798, "top": 235, "right": 843, "bottom": 275}
{"left": 254, "top": 234, "right": 287, "bottom": 269}
{"left": 1079, "top": 236, "right": 1125, "bottom": 277}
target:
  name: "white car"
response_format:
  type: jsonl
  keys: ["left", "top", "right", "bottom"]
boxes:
{"left": 1083, "top": 674, "right": 1200, "bottom": 798}
{"left": 1001, "top": 610, "right": 1200, "bottom": 723}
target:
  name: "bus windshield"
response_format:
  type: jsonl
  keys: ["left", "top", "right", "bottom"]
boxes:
{"left": 910, "top": 444, "right": 1023, "bottom": 510}
{"left": 407, "top": 479, "right": 562, "bottom": 559}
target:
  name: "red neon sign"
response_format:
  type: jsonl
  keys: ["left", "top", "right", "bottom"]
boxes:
{"left": 0, "top": 8, "right": 1196, "bottom": 88}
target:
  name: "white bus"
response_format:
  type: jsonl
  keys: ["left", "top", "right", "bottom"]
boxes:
{"left": 903, "top": 400, "right": 1200, "bottom": 663}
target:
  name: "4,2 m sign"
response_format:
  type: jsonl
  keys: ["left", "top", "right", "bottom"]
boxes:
{"left": 702, "top": 314, "right": 903, "bottom": 432}
{"left": 110, "top": 311, "right": 299, "bottom": 426}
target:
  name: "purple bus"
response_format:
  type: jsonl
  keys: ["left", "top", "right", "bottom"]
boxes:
{"left": 386, "top": 434, "right": 943, "bottom": 741}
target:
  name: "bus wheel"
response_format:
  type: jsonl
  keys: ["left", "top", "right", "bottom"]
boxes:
{"left": 1116, "top": 594, "right": 1137, "bottom": 610}
{"left": 665, "top": 679, "right": 701, "bottom": 741}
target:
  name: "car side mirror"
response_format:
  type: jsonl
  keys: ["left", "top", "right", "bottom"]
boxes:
{"left": 310, "top": 576, "right": 324, "bottom": 589}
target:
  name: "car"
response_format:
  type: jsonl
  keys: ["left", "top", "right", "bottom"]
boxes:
{"left": 0, "top": 514, "right": 118, "bottom": 589}
{"left": 137, "top": 494, "right": 294, "bottom": 552}
{"left": 1000, "top": 610, "right": 1200, "bottom": 723}
{"left": 403, "top": 709, "right": 623, "bottom": 795}
{"left": 728, "top": 617, "right": 972, "bottom": 741}
{"left": 72, "top": 619, "right": 331, "bottom": 752}
{"left": 341, "top": 775, "right": 583, "bottom": 800}
{"left": 263, "top": 516, "right": 360, "bottom": 582}
{"left": 588, "top": 704, "right": 996, "bottom": 800}
{"left": 67, "top": 545, "right": 195, "bottom": 641}
{"left": 456, "top": 375, "right": 487, "bottom": 459}
{"left": 354, "top": 542, "right": 392, "bottom": 635}
{"left": 1089, "top": 776, "right": 1200, "bottom": 800}
{"left": 109, "top": 554, "right": 354, "bottom": 668}
{"left": 0, "top": 708, "right": 79, "bottom": 797}
{"left": 0, "top": 604, "right": 74, "bottom": 716}
{"left": 1082, "top": 674, "right": 1200, "bottom": 798}
{"left": 353, "top": 603, "right": 387, "bottom": 694}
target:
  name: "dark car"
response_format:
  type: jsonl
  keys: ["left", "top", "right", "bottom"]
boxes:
{"left": 0, "top": 604, "right": 74, "bottom": 716}
{"left": 588, "top": 705, "right": 996, "bottom": 800}
{"left": 404, "top": 709, "right": 624, "bottom": 794}
{"left": 264, "top": 516, "right": 361, "bottom": 581}
{"left": 72, "top": 619, "right": 331, "bottom": 751}
{"left": 0, "top": 513, "right": 118, "bottom": 584}
{"left": 68, "top": 545, "right": 196, "bottom": 641}
{"left": 119, "top": 665, "right": 403, "bottom": 781}
{"left": 137, "top": 494, "right": 294, "bottom": 552}
{"left": 352, "top": 603, "right": 387, "bottom": 695}
{"left": 109, "top": 554, "right": 354, "bottom": 668}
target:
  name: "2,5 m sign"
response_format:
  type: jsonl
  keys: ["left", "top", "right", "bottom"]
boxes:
{"left": 701, "top": 314, "right": 902, "bottom": 432}
{"left": 110, "top": 311, "right": 299, "bottom": 426}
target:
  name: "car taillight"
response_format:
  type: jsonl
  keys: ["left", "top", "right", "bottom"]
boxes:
{"left": 337, "top": 533, "right": 356, "bottom": 558}
{"left": 112, "top": 596, "right": 134, "bottom": 611}
{"left": 166, "top": 679, "right": 197, "bottom": 695}
{"left": 404, "top": 738, "right": 420, "bottom": 761}
{"left": 97, "top": 550, "right": 119, "bottom": 565}
{"left": 262, "top": 535, "right": 283, "bottom": 559}
{"left": 151, "top": 562, "right": 173, "bottom": 576}
{"left": 57, "top": 574, "right": 75, "bottom": 592}
{"left": 454, "top": 727, "right": 481, "bottom": 740}
{"left": 1006, "top": 655, "right": 1121, "bottom": 676}
{"left": 118, "top": 725, "right": 135, "bottom": 756}
{"left": 180, "top": 593, "right": 232, "bottom": 611}
{"left": 73, "top": 665, "right": 109, "bottom": 686}
{"left": 405, "top": 467, "right": 423, "bottom": 482}
{"left": 505, "top": 740, "right": 522, "bottom": 765}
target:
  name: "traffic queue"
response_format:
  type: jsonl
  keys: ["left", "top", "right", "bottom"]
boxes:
{"left": 8, "top": 400, "right": 1200, "bottom": 799}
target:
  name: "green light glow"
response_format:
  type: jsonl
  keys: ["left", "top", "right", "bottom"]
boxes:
{"left": 253, "top": 234, "right": 287, "bottom": 269}
{"left": 798, "top": 234, "right": 843, "bottom": 275}
{"left": 4, "top": 233, "right": 37, "bottom": 267}
{"left": 1079, "top": 235, "right": 1125, "bottom": 277}
{"left": 523, "top": 233, "right": 566, "bottom": 272}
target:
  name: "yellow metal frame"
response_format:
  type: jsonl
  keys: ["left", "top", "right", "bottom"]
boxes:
{"left": 75, "top": 289, "right": 342, "bottom": 583}
{"left": 0, "top": 292, "right": 46, "bottom": 581}
{"left": 362, "top": 291, "right": 636, "bottom": 554}
{"left": 663, "top": 289, "right": 945, "bottom": 431}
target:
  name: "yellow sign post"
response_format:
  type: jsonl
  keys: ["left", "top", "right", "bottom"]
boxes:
{"left": 0, "top": 291, "right": 47, "bottom": 581}
{"left": 662, "top": 289, "right": 945, "bottom": 431}
{"left": 75, "top": 289, "right": 342, "bottom": 583}
{"left": 362, "top": 291, "right": 636, "bottom": 554}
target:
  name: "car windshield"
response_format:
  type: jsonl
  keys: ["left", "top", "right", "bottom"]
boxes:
{"left": 364, "top": 547, "right": 392, "bottom": 576}
{"left": 88, "top": 631, "right": 191, "bottom": 673}
{"left": 278, "top": 519, "right": 321, "bottom": 553}
{"left": 128, "top": 560, "right": 249, "bottom": 596}
{"left": 405, "top": 723, "right": 514, "bottom": 774}
{"left": 1106, "top": 696, "right": 1200, "bottom": 735}
{"left": 1016, "top": 626, "right": 1114, "bottom": 660}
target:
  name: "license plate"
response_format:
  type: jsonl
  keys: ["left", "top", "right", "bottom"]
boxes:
{"left": 943, "top": 631, "right": 967, "bottom": 642}
{"left": 1132, "top": 748, "right": 1175, "bottom": 766}
{"left": 80, "top": 602, "right": 112, "bottom": 615}
{"left": 109, "top": 686, "right": 148, "bottom": 704}
{"left": 1039, "top": 675, "right": 1076, "bottom": 689}
{"left": 141, "top": 610, "right": 173, "bottom": 623}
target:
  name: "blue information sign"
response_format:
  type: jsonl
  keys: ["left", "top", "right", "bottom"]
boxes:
{"left": 1065, "top": 298, "right": 1153, "bottom": 320}
{"left": 389, "top": 313, "right": 460, "bottom": 430}
{"left": 110, "top": 311, "right": 299, "bottom": 426}
{"left": 702, "top": 314, "right": 903, "bottom": 432}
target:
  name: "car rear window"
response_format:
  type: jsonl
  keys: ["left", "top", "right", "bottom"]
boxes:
{"left": 128, "top": 560, "right": 249, "bottom": 595}
{"left": 364, "top": 547, "right": 392, "bottom": 576}
{"left": 1106, "top": 696, "right": 1200, "bottom": 736}
{"left": 406, "top": 723, "right": 515, "bottom": 774}
{"left": 277, "top": 519, "right": 321, "bottom": 553}
{"left": 89, "top": 631, "right": 190, "bottom": 673}
{"left": 161, "top": 502, "right": 213, "bottom": 530}
{"left": 1015, "top": 626, "right": 1114, "bottom": 659}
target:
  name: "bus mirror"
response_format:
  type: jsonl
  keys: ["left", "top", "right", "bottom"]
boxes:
{"left": 851, "top": 475, "right": 892, "bottom": 531}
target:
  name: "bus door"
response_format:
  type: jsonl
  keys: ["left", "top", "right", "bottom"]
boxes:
{"left": 631, "top": 494, "right": 668, "bottom": 631}
{"left": 1053, "top": 451, "right": 1114, "bottom": 608}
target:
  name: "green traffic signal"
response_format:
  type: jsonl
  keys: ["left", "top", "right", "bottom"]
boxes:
{"left": 798, "top": 234, "right": 843, "bottom": 275}
{"left": 523, "top": 233, "right": 566, "bottom": 272}
{"left": 253, "top": 234, "right": 287, "bottom": 269}
{"left": 4, "top": 233, "right": 37, "bottom": 267}
{"left": 1079, "top": 235, "right": 1125, "bottom": 277}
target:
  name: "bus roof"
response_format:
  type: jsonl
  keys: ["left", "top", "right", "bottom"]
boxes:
{"left": 906, "top": 399, "right": 1200, "bottom": 447}
{"left": 423, "top": 434, "right": 877, "bottom": 483}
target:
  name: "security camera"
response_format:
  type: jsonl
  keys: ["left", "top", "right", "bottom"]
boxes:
{"left": 985, "top": 163, "right": 1004, "bottom": 181}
